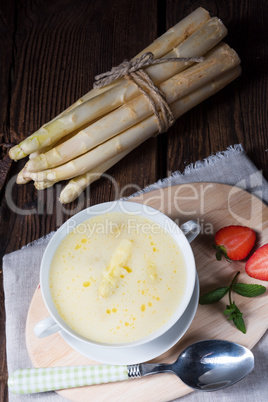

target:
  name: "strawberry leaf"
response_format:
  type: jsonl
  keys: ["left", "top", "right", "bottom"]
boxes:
{"left": 213, "top": 244, "right": 232, "bottom": 262}
{"left": 233, "top": 283, "right": 266, "bottom": 297}
{"left": 199, "top": 287, "right": 229, "bottom": 304}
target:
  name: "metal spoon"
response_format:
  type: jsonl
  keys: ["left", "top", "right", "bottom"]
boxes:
{"left": 8, "top": 340, "right": 254, "bottom": 395}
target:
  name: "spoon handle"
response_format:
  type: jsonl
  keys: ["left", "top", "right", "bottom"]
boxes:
{"left": 8, "top": 365, "right": 130, "bottom": 394}
{"left": 8, "top": 362, "right": 173, "bottom": 394}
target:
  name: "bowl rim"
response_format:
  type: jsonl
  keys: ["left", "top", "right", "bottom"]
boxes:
{"left": 40, "top": 200, "right": 197, "bottom": 349}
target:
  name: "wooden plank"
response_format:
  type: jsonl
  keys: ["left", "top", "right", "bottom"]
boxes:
{"left": 0, "top": 2, "right": 14, "bottom": 146}
{"left": 165, "top": 0, "right": 268, "bottom": 179}
{"left": 1, "top": 0, "right": 158, "bottom": 255}
{"left": 0, "top": 1, "right": 15, "bottom": 400}
{"left": 0, "top": 156, "right": 12, "bottom": 194}
{"left": 0, "top": 0, "right": 15, "bottom": 188}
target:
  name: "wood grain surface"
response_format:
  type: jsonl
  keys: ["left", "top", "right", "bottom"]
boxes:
{"left": 26, "top": 183, "right": 268, "bottom": 401}
{"left": 1, "top": 1, "right": 268, "bottom": 400}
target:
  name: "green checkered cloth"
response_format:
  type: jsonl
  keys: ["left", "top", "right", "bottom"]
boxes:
{"left": 8, "top": 365, "right": 129, "bottom": 395}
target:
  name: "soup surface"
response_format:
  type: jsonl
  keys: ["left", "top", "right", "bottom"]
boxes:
{"left": 49, "top": 212, "right": 186, "bottom": 344}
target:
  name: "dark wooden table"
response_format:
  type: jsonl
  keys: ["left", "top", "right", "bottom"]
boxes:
{"left": 0, "top": 0, "right": 267, "bottom": 399}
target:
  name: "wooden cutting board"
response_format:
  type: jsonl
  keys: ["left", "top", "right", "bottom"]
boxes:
{"left": 26, "top": 183, "right": 268, "bottom": 401}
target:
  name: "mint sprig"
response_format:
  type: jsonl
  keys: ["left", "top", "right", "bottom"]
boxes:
{"left": 199, "top": 271, "right": 266, "bottom": 333}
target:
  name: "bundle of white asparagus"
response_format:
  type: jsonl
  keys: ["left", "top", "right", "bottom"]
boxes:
{"left": 9, "top": 7, "right": 241, "bottom": 203}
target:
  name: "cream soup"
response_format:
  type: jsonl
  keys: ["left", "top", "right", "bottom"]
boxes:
{"left": 49, "top": 212, "right": 186, "bottom": 344}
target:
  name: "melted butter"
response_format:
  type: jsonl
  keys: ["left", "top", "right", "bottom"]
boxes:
{"left": 123, "top": 266, "right": 132, "bottom": 273}
{"left": 147, "top": 259, "right": 157, "bottom": 282}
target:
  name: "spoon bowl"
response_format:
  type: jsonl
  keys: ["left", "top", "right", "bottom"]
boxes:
{"left": 171, "top": 339, "right": 254, "bottom": 390}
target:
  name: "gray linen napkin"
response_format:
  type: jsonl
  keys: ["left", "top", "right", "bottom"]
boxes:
{"left": 3, "top": 144, "right": 268, "bottom": 402}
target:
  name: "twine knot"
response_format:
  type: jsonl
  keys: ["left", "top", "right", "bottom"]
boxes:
{"left": 94, "top": 52, "right": 156, "bottom": 89}
{"left": 93, "top": 52, "right": 203, "bottom": 133}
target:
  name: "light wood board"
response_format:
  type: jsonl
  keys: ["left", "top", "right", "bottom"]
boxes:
{"left": 26, "top": 183, "right": 268, "bottom": 401}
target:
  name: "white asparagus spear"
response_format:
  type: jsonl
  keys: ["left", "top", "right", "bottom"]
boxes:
{"left": 16, "top": 167, "right": 31, "bottom": 184}
{"left": 99, "top": 239, "right": 133, "bottom": 298}
{"left": 16, "top": 130, "right": 81, "bottom": 184}
{"left": 145, "top": 17, "right": 227, "bottom": 83}
{"left": 34, "top": 147, "right": 134, "bottom": 190}
{"left": 59, "top": 65, "right": 241, "bottom": 203}
{"left": 28, "top": 54, "right": 241, "bottom": 184}
{"left": 59, "top": 148, "right": 136, "bottom": 203}
{"left": 17, "top": 150, "right": 46, "bottom": 183}
{"left": 29, "top": 151, "right": 41, "bottom": 160}
{"left": 43, "top": 9, "right": 211, "bottom": 116}
{"left": 60, "top": 65, "right": 241, "bottom": 203}
{"left": 26, "top": 17, "right": 227, "bottom": 172}
{"left": 17, "top": 148, "right": 49, "bottom": 184}
{"left": 83, "top": 7, "right": 210, "bottom": 101}
{"left": 9, "top": 8, "right": 210, "bottom": 161}
{"left": 34, "top": 181, "right": 54, "bottom": 190}
{"left": 27, "top": 43, "right": 239, "bottom": 175}
{"left": 50, "top": 8, "right": 211, "bottom": 112}
{"left": 33, "top": 140, "right": 136, "bottom": 191}
{"left": 17, "top": 146, "right": 55, "bottom": 184}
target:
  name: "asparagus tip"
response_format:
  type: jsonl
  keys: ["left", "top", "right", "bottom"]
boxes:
{"left": 16, "top": 174, "right": 31, "bottom": 185}
{"left": 59, "top": 190, "right": 74, "bottom": 204}
{"left": 60, "top": 187, "right": 81, "bottom": 204}
{"left": 9, "top": 145, "right": 27, "bottom": 160}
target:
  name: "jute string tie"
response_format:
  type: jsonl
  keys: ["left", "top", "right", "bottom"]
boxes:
{"left": 93, "top": 52, "right": 204, "bottom": 133}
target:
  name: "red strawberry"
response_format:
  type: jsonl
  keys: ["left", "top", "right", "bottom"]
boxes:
{"left": 214, "top": 225, "right": 256, "bottom": 261}
{"left": 245, "top": 243, "right": 268, "bottom": 280}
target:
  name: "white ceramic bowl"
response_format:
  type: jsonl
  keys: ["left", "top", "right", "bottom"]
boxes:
{"left": 35, "top": 200, "right": 200, "bottom": 356}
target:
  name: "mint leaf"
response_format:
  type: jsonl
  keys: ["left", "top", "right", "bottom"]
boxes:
{"left": 233, "top": 283, "right": 266, "bottom": 297}
{"left": 199, "top": 287, "right": 229, "bottom": 304}
{"left": 233, "top": 313, "right": 246, "bottom": 334}
{"left": 223, "top": 302, "right": 246, "bottom": 334}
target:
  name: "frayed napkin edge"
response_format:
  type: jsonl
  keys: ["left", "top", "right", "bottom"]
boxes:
{"left": 21, "top": 231, "right": 56, "bottom": 249}
{"left": 126, "top": 144, "right": 244, "bottom": 200}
